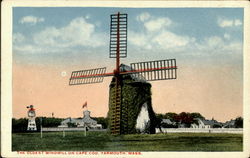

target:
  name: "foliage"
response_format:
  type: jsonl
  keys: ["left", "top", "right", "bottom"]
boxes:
{"left": 12, "top": 118, "right": 28, "bottom": 133}
{"left": 92, "top": 117, "right": 108, "bottom": 129}
{"left": 37, "top": 117, "right": 63, "bottom": 128}
{"left": 12, "top": 131, "right": 243, "bottom": 151}
{"left": 156, "top": 112, "right": 205, "bottom": 128}
{"left": 176, "top": 112, "right": 194, "bottom": 126}
{"left": 164, "top": 112, "right": 178, "bottom": 121}
{"left": 234, "top": 117, "right": 243, "bottom": 128}
{"left": 108, "top": 76, "right": 156, "bottom": 134}
{"left": 190, "top": 112, "right": 205, "bottom": 119}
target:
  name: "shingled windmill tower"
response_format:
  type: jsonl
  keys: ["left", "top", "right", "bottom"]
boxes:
{"left": 69, "top": 12, "right": 177, "bottom": 135}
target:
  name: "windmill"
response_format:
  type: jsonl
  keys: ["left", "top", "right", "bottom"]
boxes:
{"left": 69, "top": 12, "right": 177, "bottom": 135}
{"left": 27, "top": 105, "right": 37, "bottom": 131}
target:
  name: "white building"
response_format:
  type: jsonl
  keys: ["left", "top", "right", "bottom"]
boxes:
{"left": 191, "top": 118, "right": 212, "bottom": 129}
{"left": 58, "top": 110, "right": 102, "bottom": 129}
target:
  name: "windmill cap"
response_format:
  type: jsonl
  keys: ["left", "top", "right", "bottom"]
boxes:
{"left": 119, "top": 64, "right": 147, "bottom": 83}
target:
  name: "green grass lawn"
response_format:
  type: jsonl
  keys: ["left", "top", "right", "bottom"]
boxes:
{"left": 12, "top": 131, "right": 243, "bottom": 151}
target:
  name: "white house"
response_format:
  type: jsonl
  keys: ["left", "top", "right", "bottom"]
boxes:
{"left": 191, "top": 118, "right": 212, "bottom": 129}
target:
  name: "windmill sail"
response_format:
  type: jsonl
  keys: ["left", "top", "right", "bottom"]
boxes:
{"left": 130, "top": 59, "right": 177, "bottom": 81}
{"left": 69, "top": 67, "right": 107, "bottom": 85}
{"left": 109, "top": 13, "right": 127, "bottom": 58}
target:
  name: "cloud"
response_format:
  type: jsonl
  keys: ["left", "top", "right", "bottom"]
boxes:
{"left": 206, "top": 36, "right": 224, "bottom": 48}
{"left": 128, "top": 31, "right": 149, "bottom": 48}
{"left": 128, "top": 13, "right": 242, "bottom": 57}
{"left": 136, "top": 12, "right": 151, "bottom": 22}
{"left": 14, "top": 44, "right": 42, "bottom": 54}
{"left": 13, "top": 33, "right": 25, "bottom": 43}
{"left": 218, "top": 18, "right": 242, "bottom": 28}
{"left": 34, "top": 17, "right": 105, "bottom": 48}
{"left": 136, "top": 12, "right": 172, "bottom": 32}
{"left": 144, "top": 18, "right": 172, "bottom": 32}
{"left": 223, "top": 33, "right": 230, "bottom": 40}
{"left": 129, "top": 12, "right": 193, "bottom": 51}
{"left": 234, "top": 19, "right": 242, "bottom": 26}
{"left": 129, "top": 30, "right": 195, "bottom": 52}
{"left": 14, "top": 17, "right": 106, "bottom": 54}
{"left": 19, "top": 15, "right": 45, "bottom": 25}
{"left": 152, "top": 31, "right": 195, "bottom": 49}
{"left": 195, "top": 36, "right": 242, "bottom": 56}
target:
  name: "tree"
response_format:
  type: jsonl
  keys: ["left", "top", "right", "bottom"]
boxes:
{"left": 12, "top": 118, "right": 28, "bottom": 133}
{"left": 190, "top": 112, "right": 205, "bottom": 119}
{"left": 164, "top": 112, "right": 178, "bottom": 121}
{"left": 174, "top": 112, "right": 194, "bottom": 128}
{"left": 92, "top": 117, "right": 108, "bottom": 129}
{"left": 155, "top": 114, "right": 164, "bottom": 119}
{"left": 36, "top": 117, "right": 63, "bottom": 127}
{"left": 234, "top": 117, "right": 243, "bottom": 128}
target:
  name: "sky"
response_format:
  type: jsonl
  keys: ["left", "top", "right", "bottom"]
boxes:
{"left": 12, "top": 7, "right": 243, "bottom": 122}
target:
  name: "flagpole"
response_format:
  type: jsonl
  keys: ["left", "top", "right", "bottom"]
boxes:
{"left": 40, "top": 118, "right": 43, "bottom": 138}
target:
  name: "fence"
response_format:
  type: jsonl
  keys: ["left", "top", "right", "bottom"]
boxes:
{"left": 155, "top": 128, "right": 243, "bottom": 134}
{"left": 42, "top": 127, "right": 107, "bottom": 132}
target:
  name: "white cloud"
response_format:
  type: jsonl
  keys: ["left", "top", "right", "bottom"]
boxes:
{"left": 152, "top": 31, "right": 195, "bottom": 49}
{"left": 14, "top": 17, "right": 106, "bottom": 54}
{"left": 19, "top": 15, "right": 44, "bottom": 25}
{"left": 136, "top": 12, "right": 172, "bottom": 32}
{"left": 136, "top": 12, "right": 151, "bottom": 22}
{"left": 129, "top": 13, "right": 192, "bottom": 51}
{"left": 234, "top": 19, "right": 242, "bottom": 26}
{"left": 144, "top": 17, "right": 172, "bottom": 32}
{"left": 14, "top": 44, "right": 42, "bottom": 54}
{"left": 224, "top": 33, "right": 230, "bottom": 40}
{"left": 194, "top": 35, "right": 242, "bottom": 56}
{"left": 34, "top": 17, "right": 105, "bottom": 48}
{"left": 13, "top": 33, "right": 25, "bottom": 43}
{"left": 206, "top": 36, "right": 224, "bottom": 48}
{"left": 218, "top": 18, "right": 242, "bottom": 28}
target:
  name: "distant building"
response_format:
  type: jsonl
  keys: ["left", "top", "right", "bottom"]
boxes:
{"left": 58, "top": 110, "right": 102, "bottom": 129}
{"left": 191, "top": 118, "right": 223, "bottom": 128}
{"left": 223, "top": 119, "right": 236, "bottom": 128}
{"left": 161, "top": 119, "right": 173, "bottom": 125}
{"left": 191, "top": 118, "right": 212, "bottom": 129}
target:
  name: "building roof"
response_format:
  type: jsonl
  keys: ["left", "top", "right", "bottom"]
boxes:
{"left": 61, "top": 118, "right": 82, "bottom": 124}
{"left": 161, "top": 119, "right": 172, "bottom": 124}
{"left": 223, "top": 120, "right": 235, "bottom": 127}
